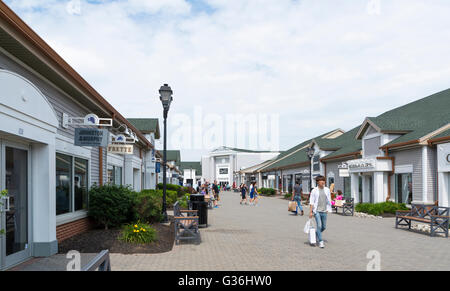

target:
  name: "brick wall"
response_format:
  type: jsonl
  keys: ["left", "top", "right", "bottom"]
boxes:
{"left": 56, "top": 217, "right": 95, "bottom": 242}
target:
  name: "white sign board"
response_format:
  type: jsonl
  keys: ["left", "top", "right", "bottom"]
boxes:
{"left": 107, "top": 144, "right": 133, "bottom": 155}
{"left": 438, "top": 143, "right": 450, "bottom": 172}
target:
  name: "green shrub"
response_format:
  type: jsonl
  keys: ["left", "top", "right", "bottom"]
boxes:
{"left": 177, "top": 193, "right": 191, "bottom": 209}
{"left": 355, "top": 201, "right": 409, "bottom": 216}
{"left": 259, "top": 188, "right": 276, "bottom": 196}
{"left": 157, "top": 183, "right": 182, "bottom": 192}
{"left": 134, "top": 190, "right": 163, "bottom": 223}
{"left": 88, "top": 185, "right": 136, "bottom": 229}
{"left": 119, "top": 222, "right": 158, "bottom": 244}
{"left": 284, "top": 192, "right": 292, "bottom": 199}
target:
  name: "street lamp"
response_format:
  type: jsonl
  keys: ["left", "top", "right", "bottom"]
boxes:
{"left": 159, "top": 84, "right": 173, "bottom": 223}
{"left": 307, "top": 146, "right": 315, "bottom": 192}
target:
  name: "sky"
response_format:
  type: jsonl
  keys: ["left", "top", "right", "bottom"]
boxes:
{"left": 4, "top": 0, "right": 450, "bottom": 161}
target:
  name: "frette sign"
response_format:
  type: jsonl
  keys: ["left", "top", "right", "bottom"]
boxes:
{"left": 107, "top": 144, "right": 133, "bottom": 155}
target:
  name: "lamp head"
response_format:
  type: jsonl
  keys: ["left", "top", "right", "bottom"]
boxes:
{"left": 159, "top": 84, "right": 173, "bottom": 110}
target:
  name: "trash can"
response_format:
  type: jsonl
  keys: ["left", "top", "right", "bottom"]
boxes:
{"left": 190, "top": 194, "right": 208, "bottom": 228}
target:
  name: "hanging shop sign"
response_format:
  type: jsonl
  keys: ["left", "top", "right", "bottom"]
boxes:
{"left": 156, "top": 162, "right": 161, "bottom": 173}
{"left": 62, "top": 113, "right": 113, "bottom": 128}
{"left": 107, "top": 144, "right": 133, "bottom": 155}
{"left": 74, "top": 128, "right": 110, "bottom": 147}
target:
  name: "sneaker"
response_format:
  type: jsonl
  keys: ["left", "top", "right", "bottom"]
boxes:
{"left": 319, "top": 241, "right": 324, "bottom": 248}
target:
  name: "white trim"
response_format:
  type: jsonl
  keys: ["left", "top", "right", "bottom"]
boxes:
{"left": 56, "top": 210, "right": 88, "bottom": 226}
{"left": 422, "top": 146, "right": 428, "bottom": 203}
{"left": 55, "top": 136, "right": 91, "bottom": 160}
{"left": 395, "top": 164, "right": 413, "bottom": 174}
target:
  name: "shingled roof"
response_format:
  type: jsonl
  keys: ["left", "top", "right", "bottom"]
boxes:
{"left": 180, "top": 161, "right": 202, "bottom": 176}
{"left": 127, "top": 118, "right": 160, "bottom": 139}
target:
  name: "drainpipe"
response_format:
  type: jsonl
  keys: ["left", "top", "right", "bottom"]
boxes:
{"left": 383, "top": 148, "right": 395, "bottom": 202}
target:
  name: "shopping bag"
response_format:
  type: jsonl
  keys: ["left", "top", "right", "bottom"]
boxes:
{"left": 335, "top": 200, "right": 344, "bottom": 207}
{"left": 309, "top": 226, "right": 317, "bottom": 245}
{"left": 288, "top": 201, "right": 297, "bottom": 212}
{"left": 303, "top": 219, "right": 311, "bottom": 234}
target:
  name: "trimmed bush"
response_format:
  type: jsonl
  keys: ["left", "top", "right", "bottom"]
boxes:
{"left": 355, "top": 201, "right": 408, "bottom": 216}
{"left": 119, "top": 222, "right": 158, "bottom": 244}
{"left": 134, "top": 190, "right": 163, "bottom": 223}
{"left": 157, "top": 183, "right": 182, "bottom": 192}
{"left": 88, "top": 185, "right": 136, "bottom": 229}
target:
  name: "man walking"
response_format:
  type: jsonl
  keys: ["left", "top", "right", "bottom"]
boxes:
{"left": 212, "top": 180, "right": 220, "bottom": 208}
{"left": 291, "top": 182, "right": 304, "bottom": 216}
{"left": 309, "top": 176, "right": 332, "bottom": 248}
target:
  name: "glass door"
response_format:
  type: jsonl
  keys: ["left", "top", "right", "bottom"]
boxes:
{"left": 1, "top": 141, "right": 31, "bottom": 269}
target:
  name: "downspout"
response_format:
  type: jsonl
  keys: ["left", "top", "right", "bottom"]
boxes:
{"left": 383, "top": 148, "right": 395, "bottom": 202}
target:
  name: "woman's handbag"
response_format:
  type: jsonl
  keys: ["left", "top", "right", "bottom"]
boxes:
{"left": 288, "top": 201, "right": 297, "bottom": 212}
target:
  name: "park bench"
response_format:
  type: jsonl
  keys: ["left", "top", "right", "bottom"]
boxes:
{"left": 173, "top": 201, "right": 200, "bottom": 245}
{"left": 395, "top": 204, "right": 449, "bottom": 237}
{"left": 81, "top": 250, "right": 111, "bottom": 271}
{"left": 333, "top": 198, "right": 354, "bottom": 216}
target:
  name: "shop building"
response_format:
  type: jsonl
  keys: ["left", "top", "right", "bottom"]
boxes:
{"left": 201, "top": 146, "right": 280, "bottom": 187}
{"left": 180, "top": 161, "right": 202, "bottom": 188}
{"left": 429, "top": 132, "right": 450, "bottom": 207}
{"left": 0, "top": 3, "right": 156, "bottom": 270}
{"left": 257, "top": 129, "right": 345, "bottom": 194}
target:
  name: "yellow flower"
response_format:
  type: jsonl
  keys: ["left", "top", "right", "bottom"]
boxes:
{"left": 134, "top": 225, "right": 138, "bottom": 228}
{"left": 136, "top": 230, "right": 140, "bottom": 233}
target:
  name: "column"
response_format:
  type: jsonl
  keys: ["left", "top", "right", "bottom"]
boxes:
{"left": 351, "top": 173, "right": 359, "bottom": 204}
{"left": 32, "top": 143, "right": 58, "bottom": 256}
{"left": 373, "top": 172, "right": 385, "bottom": 203}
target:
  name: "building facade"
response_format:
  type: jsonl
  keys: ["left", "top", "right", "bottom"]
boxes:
{"left": 0, "top": 3, "right": 156, "bottom": 270}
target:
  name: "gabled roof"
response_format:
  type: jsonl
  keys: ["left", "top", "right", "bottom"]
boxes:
{"left": 212, "top": 146, "right": 280, "bottom": 154}
{"left": 320, "top": 126, "right": 363, "bottom": 161}
{"left": 259, "top": 129, "right": 344, "bottom": 172}
{"left": 356, "top": 89, "right": 450, "bottom": 148}
{"left": 180, "top": 161, "right": 202, "bottom": 176}
{"left": 127, "top": 118, "right": 160, "bottom": 139}
{"left": 165, "top": 150, "right": 181, "bottom": 167}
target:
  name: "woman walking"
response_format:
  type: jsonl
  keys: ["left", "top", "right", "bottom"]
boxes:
{"left": 240, "top": 183, "right": 248, "bottom": 205}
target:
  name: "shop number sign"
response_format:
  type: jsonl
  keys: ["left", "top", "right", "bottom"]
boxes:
{"left": 107, "top": 144, "right": 133, "bottom": 155}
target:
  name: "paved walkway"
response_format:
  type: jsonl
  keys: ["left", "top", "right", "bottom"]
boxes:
{"left": 110, "top": 191, "right": 450, "bottom": 271}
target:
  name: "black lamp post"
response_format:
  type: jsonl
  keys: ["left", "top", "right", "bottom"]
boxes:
{"left": 159, "top": 84, "right": 173, "bottom": 223}
{"left": 307, "top": 146, "right": 315, "bottom": 192}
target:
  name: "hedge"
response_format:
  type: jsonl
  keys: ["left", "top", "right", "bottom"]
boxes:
{"left": 355, "top": 201, "right": 409, "bottom": 216}
{"left": 259, "top": 188, "right": 277, "bottom": 196}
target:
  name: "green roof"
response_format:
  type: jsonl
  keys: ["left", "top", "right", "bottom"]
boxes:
{"left": 431, "top": 129, "right": 450, "bottom": 140}
{"left": 127, "top": 118, "right": 160, "bottom": 139}
{"left": 261, "top": 129, "right": 344, "bottom": 171}
{"left": 365, "top": 89, "right": 450, "bottom": 146}
{"left": 321, "top": 126, "right": 362, "bottom": 160}
{"left": 215, "top": 146, "right": 280, "bottom": 153}
{"left": 165, "top": 150, "right": 181, "bottom": 167}
{"left": 180, "top": 162, "right": 202, "bottom": 175}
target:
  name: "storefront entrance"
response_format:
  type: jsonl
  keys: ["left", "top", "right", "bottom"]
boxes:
{"left": 1, "top": 140, "right": 31, "bottom": 269}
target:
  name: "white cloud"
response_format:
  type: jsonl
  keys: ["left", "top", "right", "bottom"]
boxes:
{"left": 4, "top": 0, "right": 450, "bottom": 160}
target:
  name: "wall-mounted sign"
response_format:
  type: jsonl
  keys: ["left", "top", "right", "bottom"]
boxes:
{"left": 447, "top": 153, "right": 450, "bottom": 164}
{"left": 156, "top": 162, "right": 161, "bottom": 173}
{"left": 348, "top": 159, "right": 375, "bottom": 170}
{"left": 339, "top": 169, "right": 350, "bottom": 177}
{"left": 338, "top": 162, "right": 348, "bottom": 169}
{"left": 74, "top": 128, "right": 109, "bottom": 147}
{"left": 107, "top": 144, "right": 133, "bottom": 155}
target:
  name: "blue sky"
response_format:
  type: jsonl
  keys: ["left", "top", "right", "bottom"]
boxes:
{"left": 4, "top": 0, "right": 450, "bottom": 161}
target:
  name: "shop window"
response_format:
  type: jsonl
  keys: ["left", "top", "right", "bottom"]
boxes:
{"left": 56, "top": 153, "right": 89, "bottom": 215}
{"left": 395, "top": 173, "right": 412, "bottom": 204}
{"left": 107, "top": 165, "right": 123, "bottom": 186}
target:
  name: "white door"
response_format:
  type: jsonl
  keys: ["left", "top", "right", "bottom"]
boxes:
{"left": 0, "top": 140, "right": 32, "bottom": 270}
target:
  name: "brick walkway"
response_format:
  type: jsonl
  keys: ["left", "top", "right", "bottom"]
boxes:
{"left": 110, "top": 191, "right": 450, "bottom": 271}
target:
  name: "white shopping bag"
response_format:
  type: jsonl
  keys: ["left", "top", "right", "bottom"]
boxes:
{"left": 309, "top": 226, "right": 317, "bottom": 245}
{"left": 303, "top": 219, "right": 311, "bottom": 234}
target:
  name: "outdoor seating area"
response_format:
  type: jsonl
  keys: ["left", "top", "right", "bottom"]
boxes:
{"left": 395, "top": 204, "right": 450, "bottom": 237}
{"left": 333, "top": 198, "right": 355, "bottom": 216}
{"left": 173, "top": 201, "right": 201, "bottom": 245}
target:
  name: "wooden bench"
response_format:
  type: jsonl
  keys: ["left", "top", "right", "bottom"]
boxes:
{"left": 395, "top": 204, "right": 449, "bottom": 237}
{"left": 173, "top": 201, "right": 200, "bottom": 245}
{"left": 333, "top": 198, "right": 354, "bottom": 216}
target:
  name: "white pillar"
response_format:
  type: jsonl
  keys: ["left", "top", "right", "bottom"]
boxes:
{"left": 32, "top": 143, "right": 57, "bottom": 256}
{"left": 422, "top": 146, "right": 429, "bottom": 203}
{"left": 373, "top": 172, "right": 385, "bottom": 203}
{"left": 351, "top": 173, "right": 359, "bottom": 204}
{"left": 438, "top": 172, "right": 449, "bottom": 207}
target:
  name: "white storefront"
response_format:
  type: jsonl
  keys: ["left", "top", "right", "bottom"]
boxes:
{"left": 437, "top": 142, "right": 450, "bottom": 207}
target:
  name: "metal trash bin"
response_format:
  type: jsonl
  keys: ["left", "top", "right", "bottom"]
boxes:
{"left": 189, "top": 194, "right": 208, "bottom": 228}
